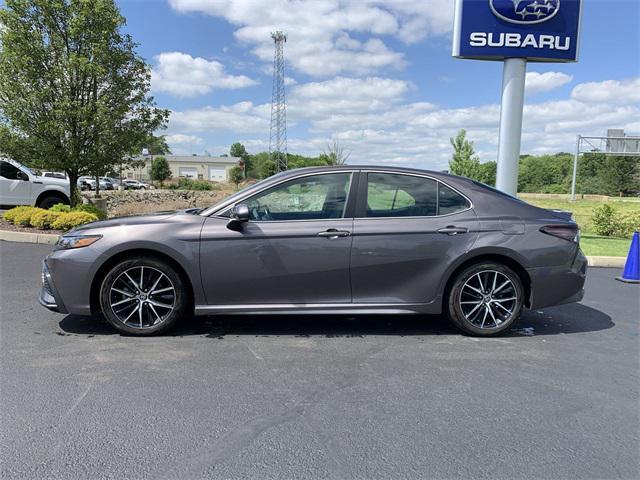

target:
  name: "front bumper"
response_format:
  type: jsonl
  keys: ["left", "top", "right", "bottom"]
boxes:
{"left": 38, "top": 260, "right": 68, "bottom": 314}
{"left": 528, "top": 248, "right": 588, "bottom": 309}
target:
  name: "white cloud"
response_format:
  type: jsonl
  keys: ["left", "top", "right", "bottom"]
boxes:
{"left": 167, "top": 77, "right": 640, "bottom": 170}
{"left": 165, "top": 134, "right": 203, "bottom": 145}
{"left": 168, "top": 0, "right": 453, "bottom": 77}
{"left": 152, "top": 52, "right": 257, "bottom": 97}
{"left": 525, "top": 72, "right": 573, "bottom": 95}
{"left": 571, "top": 77, "right": 640, "bottom": 105}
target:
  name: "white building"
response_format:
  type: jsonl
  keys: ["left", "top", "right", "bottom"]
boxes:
{"left": 125, "top": 155, "right": 240, "bottom": 182}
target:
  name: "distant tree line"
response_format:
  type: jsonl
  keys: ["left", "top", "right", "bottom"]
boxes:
{"left": 449, "top": 130, "right": 639, "bottom": 196}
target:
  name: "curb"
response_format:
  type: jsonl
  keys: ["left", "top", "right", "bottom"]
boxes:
{"left": 0, "top": 228, "right": 630, "bottom": 268}
{"left": 587, "top": 256, "right": 626, "bottom": 268}
{"left": 0, "top": 229, "right": 59, "bottom": 245}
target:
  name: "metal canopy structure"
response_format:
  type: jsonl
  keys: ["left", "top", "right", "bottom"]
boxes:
{"left": 570, "top": 133, "right": 640, "bottom": 200}
{"left": 269, "top": 31, "right": 288, "bottom": 172}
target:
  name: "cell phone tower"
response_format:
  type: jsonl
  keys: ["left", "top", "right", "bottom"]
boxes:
{"left": 269, "top": 31, "right": 288, "bottom": 172}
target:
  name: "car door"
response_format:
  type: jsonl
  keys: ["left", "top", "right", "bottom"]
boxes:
{"left": 350, "top": 172, "right": 479, "bottom": 306}
{"left": 199, "top": 171, "right": 357, "bottom": 305}
{"left": 0, "top": 161, "right": 32, "bottom": 205}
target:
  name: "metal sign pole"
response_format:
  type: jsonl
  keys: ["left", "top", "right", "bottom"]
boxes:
{"left": 495, "top": 58, "right": 527, "bottom": 196}
{"left": 570, "top": 135, "right": 581, "bottom": 201}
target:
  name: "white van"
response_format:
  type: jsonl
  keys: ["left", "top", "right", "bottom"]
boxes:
{"left": 0, "top": 157, "right": 71, "bottom": 209}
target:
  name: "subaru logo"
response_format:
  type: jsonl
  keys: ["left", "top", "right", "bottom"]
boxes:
{"left": 490, "top": 0, "right": 560, "bottom": 24}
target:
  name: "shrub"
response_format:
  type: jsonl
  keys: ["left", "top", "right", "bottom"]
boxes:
{"left": 50, "top": 203, "right": 71, "bottom": 213}
{"left": 591, "top": 204, "right": 639, "bottom": 238}
{"left": 591, "top": 204, "right": 619, "bottom": 237}
{"left": 30, "top": 210, "right": 64, "bottom": 230}
{"left": 74, "top": 203, "right": 107, "bottom": 220}
{"left": 3, "top": 206, "right": 38, "bottom": 224}
{"left": 51, "top": 211, "right": 99, "bottom": 231}
{"left": 167, "top": 177, "right": 213, "bottom": 191}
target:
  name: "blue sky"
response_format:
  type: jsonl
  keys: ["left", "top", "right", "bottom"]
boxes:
{"left": 94, "top": 1, "right": 640, "bottom": 167}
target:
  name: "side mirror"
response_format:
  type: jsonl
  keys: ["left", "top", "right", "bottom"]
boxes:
{"left": 231, "top": 204, "right": 250, "bottom": 222}
{"left": 17, "top": 171, "right": 29, "bottom": 181}
{"left": 226, "top": 203, "right": 249, "bottom": 231}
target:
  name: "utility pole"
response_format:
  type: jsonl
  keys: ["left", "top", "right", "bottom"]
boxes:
{"left": 269, "top": 31, "right": 288, "bottom": 172}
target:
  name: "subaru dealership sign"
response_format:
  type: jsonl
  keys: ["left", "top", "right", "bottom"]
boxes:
{"left": 453, "top": 0, "right": 583, "bottom": 62}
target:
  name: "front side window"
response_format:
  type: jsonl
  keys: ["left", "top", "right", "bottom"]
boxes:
{"left": 366, "top": 173, "right": 438, "bottom": 217}
{"left": 0, "top": 161, "right": 24, "bottom": 180}
{"left": 244, "top": 173, "right": 352, "bottom": 221}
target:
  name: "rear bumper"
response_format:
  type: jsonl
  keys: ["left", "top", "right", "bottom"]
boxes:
{"left": 38, "top": 260, "right": 68, "bottom": 314}
{"left": 527, "top": 248, "right": 588, "bottom": 309}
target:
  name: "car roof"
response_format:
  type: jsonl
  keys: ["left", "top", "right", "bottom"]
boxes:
{"left": 274, "top": 165, "right": 464, "bottom": 183}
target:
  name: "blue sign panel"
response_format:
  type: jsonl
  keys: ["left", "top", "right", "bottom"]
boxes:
{"left": 452, "top": 0, "right": 582, "bottom": 62}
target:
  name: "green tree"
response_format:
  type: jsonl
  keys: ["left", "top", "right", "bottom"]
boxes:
{"left": 230, "top": 142, "right": 251, "bottom": 176}
{"left": 150, "top": 156, "right": 171, "bottom": 186}
{"left": 141, "top": 134, "right": 172, "bottom": 155}
{"left": 322, "top": 140, "right": 351, "bottom": 165}
{"left": 449, "top": 129, "right": 481, "bottom": 179}
{"left": 600, "top": 155, "right": 640, "bottom": 196}
{"left": 0, "top": 0, "right": 169, "bottom": 204}
{"left": 478, "top": 161, "right": 497, "bottom": 186}
{"left": 229, "top": 165, "right": 244, "bottom": 189}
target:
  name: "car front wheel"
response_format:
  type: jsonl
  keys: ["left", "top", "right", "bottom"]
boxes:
{"left": 99, "top": 257, "right": 188, "bottom": 335}
{"left": 446, "top": 262, "right": 524, "bottom": 336}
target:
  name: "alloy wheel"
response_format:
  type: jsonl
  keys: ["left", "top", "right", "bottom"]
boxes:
{"left": 458, "top": 270, "right": 518, "bottom": 329}
{"left": 108, "top": 266, "right": 176, "bottom": 329}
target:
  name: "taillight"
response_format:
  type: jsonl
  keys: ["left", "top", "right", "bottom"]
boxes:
{"left": 540, "top": 225, "right": 580, "bottom": 243}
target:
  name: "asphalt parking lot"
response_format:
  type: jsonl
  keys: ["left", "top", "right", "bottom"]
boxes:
{"left": 1, "top": 241, "right": 638, "bottom": 480}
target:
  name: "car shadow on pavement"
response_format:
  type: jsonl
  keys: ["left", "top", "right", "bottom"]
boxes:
{"left": 58, "top": 303, "right": 613, "bottom": 338}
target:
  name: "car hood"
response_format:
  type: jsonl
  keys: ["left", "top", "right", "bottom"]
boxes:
{"left": 37, "top": 176, "right": 69, "bottom": 186}
{"left": 71, "top": 209, "right": 201, "bottom": 233}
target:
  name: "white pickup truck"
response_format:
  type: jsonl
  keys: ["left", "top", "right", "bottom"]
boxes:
{"left": 0, "top": 157, "right": 71, "bottom": 209}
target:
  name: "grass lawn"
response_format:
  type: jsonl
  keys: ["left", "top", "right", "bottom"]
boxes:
{"left": 579, "top": 234, "right": 632, "bottom": 257}
{"left": 517, "top": 194, "right": 639, "bottom": 257}
{"left": 519, "top": 195, "right": 640, "bottom": 234}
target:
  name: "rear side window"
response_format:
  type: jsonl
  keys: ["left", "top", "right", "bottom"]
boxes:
{"left": 366, "top": 173, "right": 438, "bottom": 217}
{"left": 438, "top": 183, "right": 470, "bottom": 215}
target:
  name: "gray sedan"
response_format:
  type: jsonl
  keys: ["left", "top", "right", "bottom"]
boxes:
{"left": 39, "top": 166, "right": 587, "bottom": 336}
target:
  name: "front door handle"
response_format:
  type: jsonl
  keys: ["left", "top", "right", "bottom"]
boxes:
{"left": 437, "top": 226, "right": 468, "bottom": 235}
{"left": 317, "top": 229, "right": 351, "bottom": 239}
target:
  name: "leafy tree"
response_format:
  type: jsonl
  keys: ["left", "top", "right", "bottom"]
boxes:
{"left": 229, "top": 165, "right": 244, "bottom": 189}
{"left": 150, "top": 156, "right": 171, "bottom": 186}
{"left": 449, "top": 129, "right": 481, "bottom": 179}
{"left": 141, "top": 134, "right": 171, "bottom": 155}
{"left": 478, "top": 161, "right": 497, "bottom": 186}
{"left": 230, "top": 142, "right": 251, "bottom": 177}
{"left": 600, "top": 155, "right": 640, "bottom": 196}
{"left": 0, "top": 0, "right": 169, "bottom": 204}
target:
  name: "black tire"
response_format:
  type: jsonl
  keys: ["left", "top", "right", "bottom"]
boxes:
{"left": 38, "top": 194, "right": 68, "bottom": 210}
{"left": 446, "top": 262, "right": 524, "bottom": 336}
{"left": 99, "top": 256, "right": 188, "bottom": 335}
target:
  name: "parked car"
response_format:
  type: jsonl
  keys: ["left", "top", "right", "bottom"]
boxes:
{"left": 122, "top": 179, "right": 149, "bottom": 190}
{"left": 39, "top": 166, "right": 587, "bottom": 336}
{"left": 0, "top": 157, "right": 70, "bottom": 209}
{"left": 105, "top": 177, "right": 123, "bottom": 188}
{"left": 78, "top": 176, "right": 113, "bottom": 191}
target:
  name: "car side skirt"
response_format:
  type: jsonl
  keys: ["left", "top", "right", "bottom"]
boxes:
{"left": 194, "top": 301, "right": 442, "bottom": 316}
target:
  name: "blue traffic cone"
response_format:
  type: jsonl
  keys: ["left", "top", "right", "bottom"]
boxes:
{"left": 616, "top": 231, "right": 640, "bottom": 283}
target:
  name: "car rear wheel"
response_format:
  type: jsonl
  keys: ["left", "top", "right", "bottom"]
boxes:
{"left": 447, "top": 262, "right": 524, "bottom": 336}
{"left": 99, "top": 257, "right": 187, "bottom": 335}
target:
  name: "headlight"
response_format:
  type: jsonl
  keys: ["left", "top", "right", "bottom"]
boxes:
{"left": 54, "top": 234, "right": 102, "bottom": 250}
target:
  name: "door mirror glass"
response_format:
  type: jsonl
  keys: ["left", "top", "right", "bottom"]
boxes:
{"left": 231, "top": 203, "right": 250, "bottom": 222}
{"left": 17, "top": 171, "right": 29, "bottom": 181}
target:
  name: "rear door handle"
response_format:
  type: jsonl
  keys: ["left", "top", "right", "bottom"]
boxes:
{"left": 437, "top": 226, "right": 468, "bottom": 235}
{"left": 317, "top": 229, "right": 351, "bottom": 239}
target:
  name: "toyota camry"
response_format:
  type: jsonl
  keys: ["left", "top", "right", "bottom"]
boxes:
{"left": 39, "top": 166, "right": 587, "bottom": 336}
